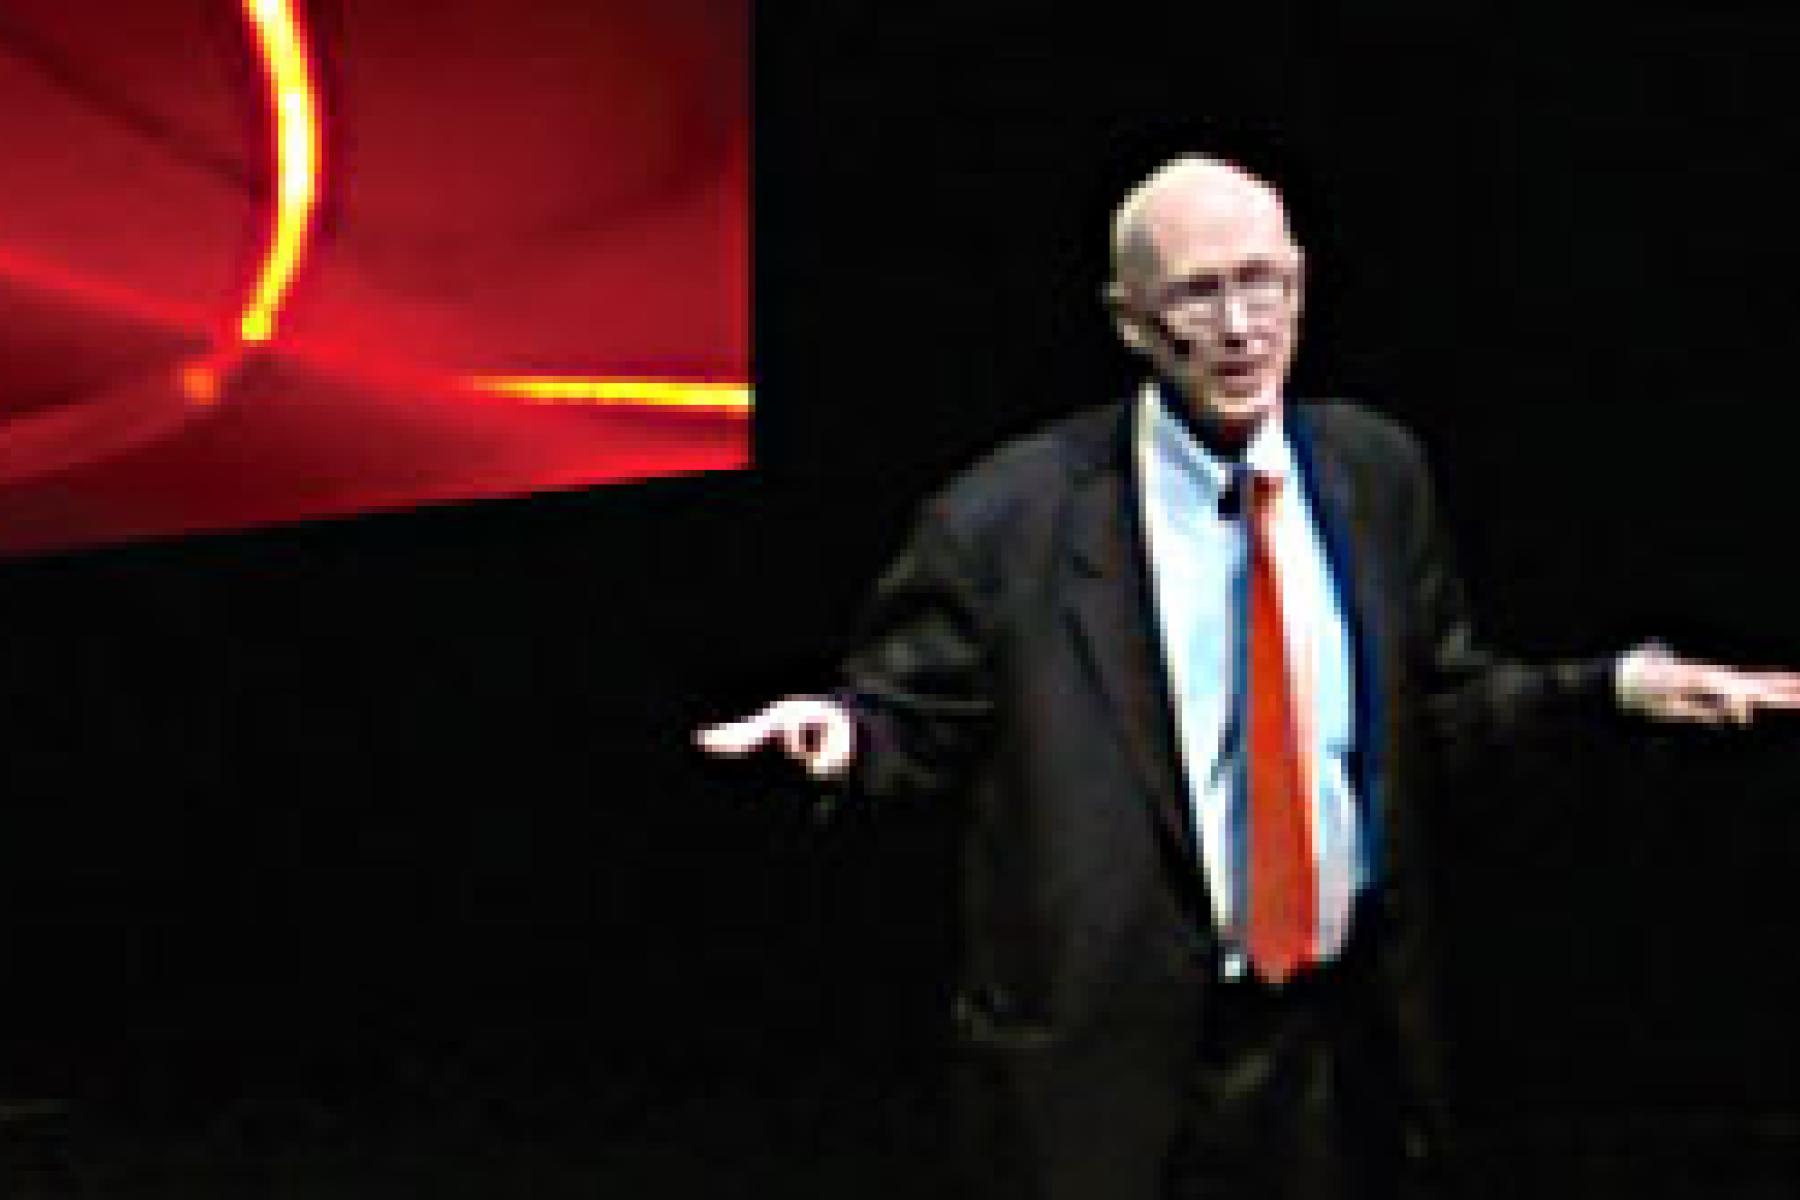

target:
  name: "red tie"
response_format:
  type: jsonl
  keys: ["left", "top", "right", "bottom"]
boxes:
{"left": 1243, "top": 471, "right": 1316, "bottom": 984}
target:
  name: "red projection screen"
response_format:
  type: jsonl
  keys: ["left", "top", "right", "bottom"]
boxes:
{"left": 0, "top": 0, "right": 749, "bottom": 557}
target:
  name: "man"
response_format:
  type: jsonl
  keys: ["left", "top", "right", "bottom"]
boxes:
{"left": 697, "top": 155, "right": 1800, "bottom": 1199}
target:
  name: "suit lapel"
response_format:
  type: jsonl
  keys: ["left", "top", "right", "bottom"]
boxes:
{"left": 1061, "top": 405, "right": 1197, "bottom": 862}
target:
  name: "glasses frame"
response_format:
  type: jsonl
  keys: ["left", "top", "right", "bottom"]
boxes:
{"left": 1151, "top": 258, "right": 1301, "bottom": 329}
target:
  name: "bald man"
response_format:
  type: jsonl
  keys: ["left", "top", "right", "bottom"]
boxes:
{"left": 699, "top": 156, "right": 1800, "bottom": 1200}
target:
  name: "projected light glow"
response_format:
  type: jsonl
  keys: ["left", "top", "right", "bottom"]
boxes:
{"left": 239, "top": 0, "right": 319, "bottom": 347}
{"left": 0, "top": 0, "right": 751, "bottom": 557}
{"left": 179, "top": 0, "right": 321, "bottom": 403}
{"left": 214, "top": 0, "right": 750, "bottom": 417}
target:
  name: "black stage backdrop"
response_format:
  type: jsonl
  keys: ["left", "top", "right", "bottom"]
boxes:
{"left": 4, "top": 1, "right": 1800, "bottom": 1194}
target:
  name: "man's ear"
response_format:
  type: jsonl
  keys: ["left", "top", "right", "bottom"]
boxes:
{"left": 1102, "top": 281, "right": 1151, "bottom": 354}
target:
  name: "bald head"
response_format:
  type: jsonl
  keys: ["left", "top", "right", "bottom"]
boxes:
{"left": 1104, "top": 155, "right": 1305, "bottom": 444}
{"left": 1109, "top": 155, "right": 1296, "bottom": 295}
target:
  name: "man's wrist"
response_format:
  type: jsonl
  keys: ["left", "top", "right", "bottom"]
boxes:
{"left": 1615, "top": 640, "right": 1672, "bottom": 716}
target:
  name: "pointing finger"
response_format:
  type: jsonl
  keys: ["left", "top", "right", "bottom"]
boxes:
{"left": 694, "top": 710, "right": 779, "bottom": 755}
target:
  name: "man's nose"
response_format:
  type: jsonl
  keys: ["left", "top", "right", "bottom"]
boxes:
{"left": 1217, "top": 291, "right": 1255, "bottom": 338}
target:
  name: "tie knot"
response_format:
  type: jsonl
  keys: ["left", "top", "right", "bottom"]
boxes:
{"left": 1230, "top": 466, "right": 1281, "bottom": 514}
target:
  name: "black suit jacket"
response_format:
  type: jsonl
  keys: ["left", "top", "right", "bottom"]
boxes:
{"left": 838, "top": 399, "right": 1615, "bottom": 1200}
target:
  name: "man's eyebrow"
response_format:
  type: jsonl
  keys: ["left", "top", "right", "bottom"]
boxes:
{"left": 1165, "top": 257, "right": 1289, "bottom": 289}
{"left": 1177, "top": 254, "right": 1288, "bottom": 274}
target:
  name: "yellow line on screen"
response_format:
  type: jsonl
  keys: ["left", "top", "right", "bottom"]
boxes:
{"left": 465, "top": 378, "right": 753, "bottom": 412}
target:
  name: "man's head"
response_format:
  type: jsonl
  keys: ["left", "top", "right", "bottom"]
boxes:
{"left": 1105, "top": 155, "right": 1303, "bottom": 443}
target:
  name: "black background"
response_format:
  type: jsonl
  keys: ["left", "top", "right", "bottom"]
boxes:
{"left": 5, "top": 0, "right": 1800, "bottom": 1193}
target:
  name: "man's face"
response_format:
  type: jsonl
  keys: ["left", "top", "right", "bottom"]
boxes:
{"left": 1116, "top": 181, "right": 1302, "bottom": 437}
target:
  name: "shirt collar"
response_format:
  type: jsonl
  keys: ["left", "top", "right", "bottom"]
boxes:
{"left": 1140, "top": 379, "right": 1293, "bottom": 500}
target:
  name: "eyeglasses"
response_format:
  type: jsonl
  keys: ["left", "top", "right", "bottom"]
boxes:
{"left": 1155, "top": 261, "right": 1298, "bottom": 326}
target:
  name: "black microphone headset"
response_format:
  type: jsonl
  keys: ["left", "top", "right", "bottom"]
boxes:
{"left": 1146, "top": 312, "right": 1196, "bottom": 361}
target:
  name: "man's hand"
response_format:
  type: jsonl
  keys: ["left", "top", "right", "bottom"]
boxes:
{"left": 694, "top": 697, "right": 857, "bottom": 781}
{"left": 1619, "top": 643, "right": 1800, "bottom": 725}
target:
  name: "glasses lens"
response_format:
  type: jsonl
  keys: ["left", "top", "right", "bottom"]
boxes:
{"left": 1165, "top": 271, "right": 1289, "bottom": 324}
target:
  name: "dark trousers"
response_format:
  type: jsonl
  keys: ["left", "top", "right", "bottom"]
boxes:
{"left": 1162, "top": 933, "right": 1411, "bottom": 1200}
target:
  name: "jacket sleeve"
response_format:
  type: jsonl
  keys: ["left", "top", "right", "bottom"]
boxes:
{"left": 1397, "top": 434, "right": 1621, "bottom": 769}
{"left": 835, "top": 499, "right": 998, "bottom": 802}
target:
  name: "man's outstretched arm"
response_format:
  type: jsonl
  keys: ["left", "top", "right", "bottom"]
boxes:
{"left": 1393, "top": 424, "right": 1800, "bottom": 747}
{"left": 694, "top": 498, "right": 996, "bottom": 796}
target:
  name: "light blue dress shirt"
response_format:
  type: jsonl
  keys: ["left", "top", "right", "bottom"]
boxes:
{"left": 1134, "top": 383, "right": 1366, "bottom": 976}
